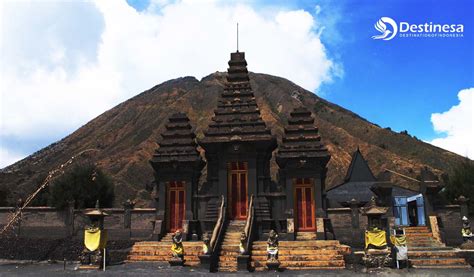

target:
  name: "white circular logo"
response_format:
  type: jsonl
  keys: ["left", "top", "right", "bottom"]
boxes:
{"left": 372, "top": 17, "right": 398, "bottom": 41}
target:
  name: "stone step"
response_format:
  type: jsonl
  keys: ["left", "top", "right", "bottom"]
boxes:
{"left": 130, "top": 249, "right": 202, "bottom": 254}
{"left": 410, "top": 258, "right": 468, "bottom": 266}
{"left": 251, "top": 260, "right": 345, "bottom": 268}
{"left": 132, "top": 245, "right": 202, "bottom": 249}
{"left": 224, "top": 233, "right": 242, "bottom": 237}
{"left": 251, "top": 249, "right": 341, "bottom": 256}
{"left": 128, "top": 255, "right": 201, "bottom": 261}
{"left": 254, "top": 266, "right": 344, "bottom": 271}
{"left": 130, "top": 251, "right": 202, "bottom": 257}
{"left": 409, "top": 246, "right": 451, "bottom": 251}
{"left": 405, "top": 228, "right": 431, "bottom": 233}
{"left": 218, "top": 267, "right": 238, "bottom": 272}
{"left": 251, "top": 254, "right": 343, "bottom": 261}
{"left": 127, "top": 256, "right": 200, "bottom": 265}
{"left": 406, "top": 236, "right": 435, "bottom": 241}
{"left": 404, "top": 226, "right": 430, "bottom": 230}
{"left": 406, "top": 233, "right": 434, "bottom": 237}
{"left": 223, "top": 237, "right": 241, "bottom": 240}
{"left": 219, "top": 256, "right": 238, "bottom": 262}
{"left": 296, "top": 232, "right": 317, "bottom": 237}
{"left": 252, "top": 245, "right": 342, "bottom": 251}
{"left": 133, "top": 242, "right": 201, "bottom": 246}
{"left": 253, "top": 241, "right": 341, "bottom": 247}
{"left": 405, "top": 228, "right": 431, "bottom": 232}
{"left": 408, "top": 251, "right": 459, "bottom": 259}
{"left": 221, "top": 245, "right": 239, "bottom": 251}
{"left": 218, "top": 261, "right": 239, "bottom": 267}
{"left": 412, "top": 264, "right": 471, "bottom": 269}
{"left": 407, "top": 245, "right": 443, "bottom": 249}
{"left": 130, "top": 247, "right": 202, "bottom": 254}
{"left": 223, "top": 237, "right": 240, "bottom": 242}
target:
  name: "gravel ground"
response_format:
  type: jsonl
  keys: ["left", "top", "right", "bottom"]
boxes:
{"left": 0, "top": 262, "right": 473, "bottom": 277}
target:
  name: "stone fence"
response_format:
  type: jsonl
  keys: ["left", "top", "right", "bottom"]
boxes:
{"left": 0, "top": 206, "right": 156, "bottom": 240}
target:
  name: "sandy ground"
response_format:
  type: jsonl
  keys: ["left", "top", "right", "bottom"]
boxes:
{"left": 0, "top": 261, "right": 473, "bottom": 276}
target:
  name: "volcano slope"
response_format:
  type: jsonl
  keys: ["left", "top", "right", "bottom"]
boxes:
{"left": 0, "top": 72, "right": 467, "bottom": 206}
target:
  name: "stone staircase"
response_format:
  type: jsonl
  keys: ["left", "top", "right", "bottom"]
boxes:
{"left": 127, "top": 233, "right": 202, "bottom": 266}
{"left": 217, "top": 220, "right": 245, "bottom": 272}
{"left": 250, "top": 240, "right": 349, "bottom": 271}
{"left": 405, "top": 226, "right": 469, "bottom": 269}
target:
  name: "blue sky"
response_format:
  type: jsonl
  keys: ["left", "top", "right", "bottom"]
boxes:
{"left": 0, "top": 0, "right": 473, "bottom": 167}
{"left": 314, "top": 0, "right": 474, "bottom": 140}
{"left": 238, "top": 0, "right": 474, "bottom": 140}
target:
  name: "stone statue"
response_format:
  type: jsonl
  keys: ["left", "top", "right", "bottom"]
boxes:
{"left": 462, "top": 216, "right": 473, "bottom": 242}
{"left": 266, "top": 230, "right": 280, "bottom": 270}
{"left": 267, "top": 230, "right": 279, "bottom": 261}
{"left": 169, "top": 230, "right": 184, "bottom": 266}
{"left": 202, "top": 232, "right": 210, "bottom": 255}
{"left": 239, "top": 232, "right": 247, "bottom": 254}
{"left": 460, "top": 216, "right": 474, "bottom": 251}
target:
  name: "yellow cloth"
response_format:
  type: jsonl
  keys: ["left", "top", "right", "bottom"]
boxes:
{"left": 365, "top": 229, "right": 387, "bottom": 249}
{"left": 462, "top": 228, "right": 473, "bottom": 237}
{"left": 390, "top": 235, "right": 407, "bottom": 246}
{"left": 202, "top": 243, "right": 209, "bottom": 254}
{"left": 239, "top": 242, "right": 245, "bottom": 254}
{"left": 171, "top": 243, "right": 184, "bottom": 256}
{"left": 84, "top": 227, "right": 100, "bottom": 251}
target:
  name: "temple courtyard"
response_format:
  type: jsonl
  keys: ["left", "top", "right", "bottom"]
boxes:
{"left": 0, "top": 261, "right": 473, "bottom": 276}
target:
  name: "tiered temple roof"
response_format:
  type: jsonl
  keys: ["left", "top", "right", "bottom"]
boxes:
{"left": 200, "top": 52, "right": 274, "bottom": 144}
{"left": 276, "top": 107, "right": 330, "bottom": 164}
{"left": 150, "top": 113, "right": 202, "bottom": 165}
{"left": 326, "top": 148, "right": 379, "bottom": 206}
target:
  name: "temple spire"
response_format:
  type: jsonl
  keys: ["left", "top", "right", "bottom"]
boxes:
{"left": 236, "top": 23, "right": 239, "bottom": 52}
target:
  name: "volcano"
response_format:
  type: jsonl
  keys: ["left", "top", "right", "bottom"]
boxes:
{"left": 0, "top": 72, "right": 466, "bottom": 206}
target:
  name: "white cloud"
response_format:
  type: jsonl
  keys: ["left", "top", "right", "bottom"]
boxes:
{"left": 429, "top": 88, "right": 474, "bottom": 159}
{"left": 0, "top": 0, "right": 340, "bottom": 166}
{"left": 0, "top": 147, "right": 26, "bottom": 169}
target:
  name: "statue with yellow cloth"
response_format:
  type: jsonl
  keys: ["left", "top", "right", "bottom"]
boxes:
{"left": 462, "top": 216, "right": 473, "bottom": 242}
{"left": 79, "top": 201, "right": 108, "bottom": 269}
{"left": 390, "top": 227, "right": 408, "bottom": 269}
{"left": 169, "top": 230, "right": 184, "bottom": 266}
{"left": 361, "top": 197, "right": 392, "bottom": 269}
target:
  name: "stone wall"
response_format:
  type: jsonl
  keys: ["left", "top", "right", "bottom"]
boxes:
{"left": 0, "top": 204, "right": 466, "bottom": 248}
{"left": 327, "top": 207, "right": 367, "bottom": 248}
{"left": 435, "top": 205, "right": 463, "bottom": 246}
{"left": 327, "top": 208, "right": 352, "bottom": 243}
{"left": 0, "top": 207, "right": 156, "bottom": 240}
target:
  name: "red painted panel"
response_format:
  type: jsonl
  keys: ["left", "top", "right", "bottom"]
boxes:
{"left": 168, "top": 181, "right": 185, "bottom": 232}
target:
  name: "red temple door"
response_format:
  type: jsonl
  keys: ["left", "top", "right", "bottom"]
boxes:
{"left": 295, "top": 178, "right": 316, "bottom": 231}
{"left": 228, "top": 162, "right": 248, "bottom": 220}
{"left": 167, "top": 181, "right": 186, "bottom": 232}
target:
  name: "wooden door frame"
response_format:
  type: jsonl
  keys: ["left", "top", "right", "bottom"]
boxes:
{"left": 166, "top": 181, "right": 186, "bottom": 232}
{"left": 294, "top": 178, "right": 316, "bottom": 232}
{"left": 227, "top": 161, "right": 248, "bottom": 220}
